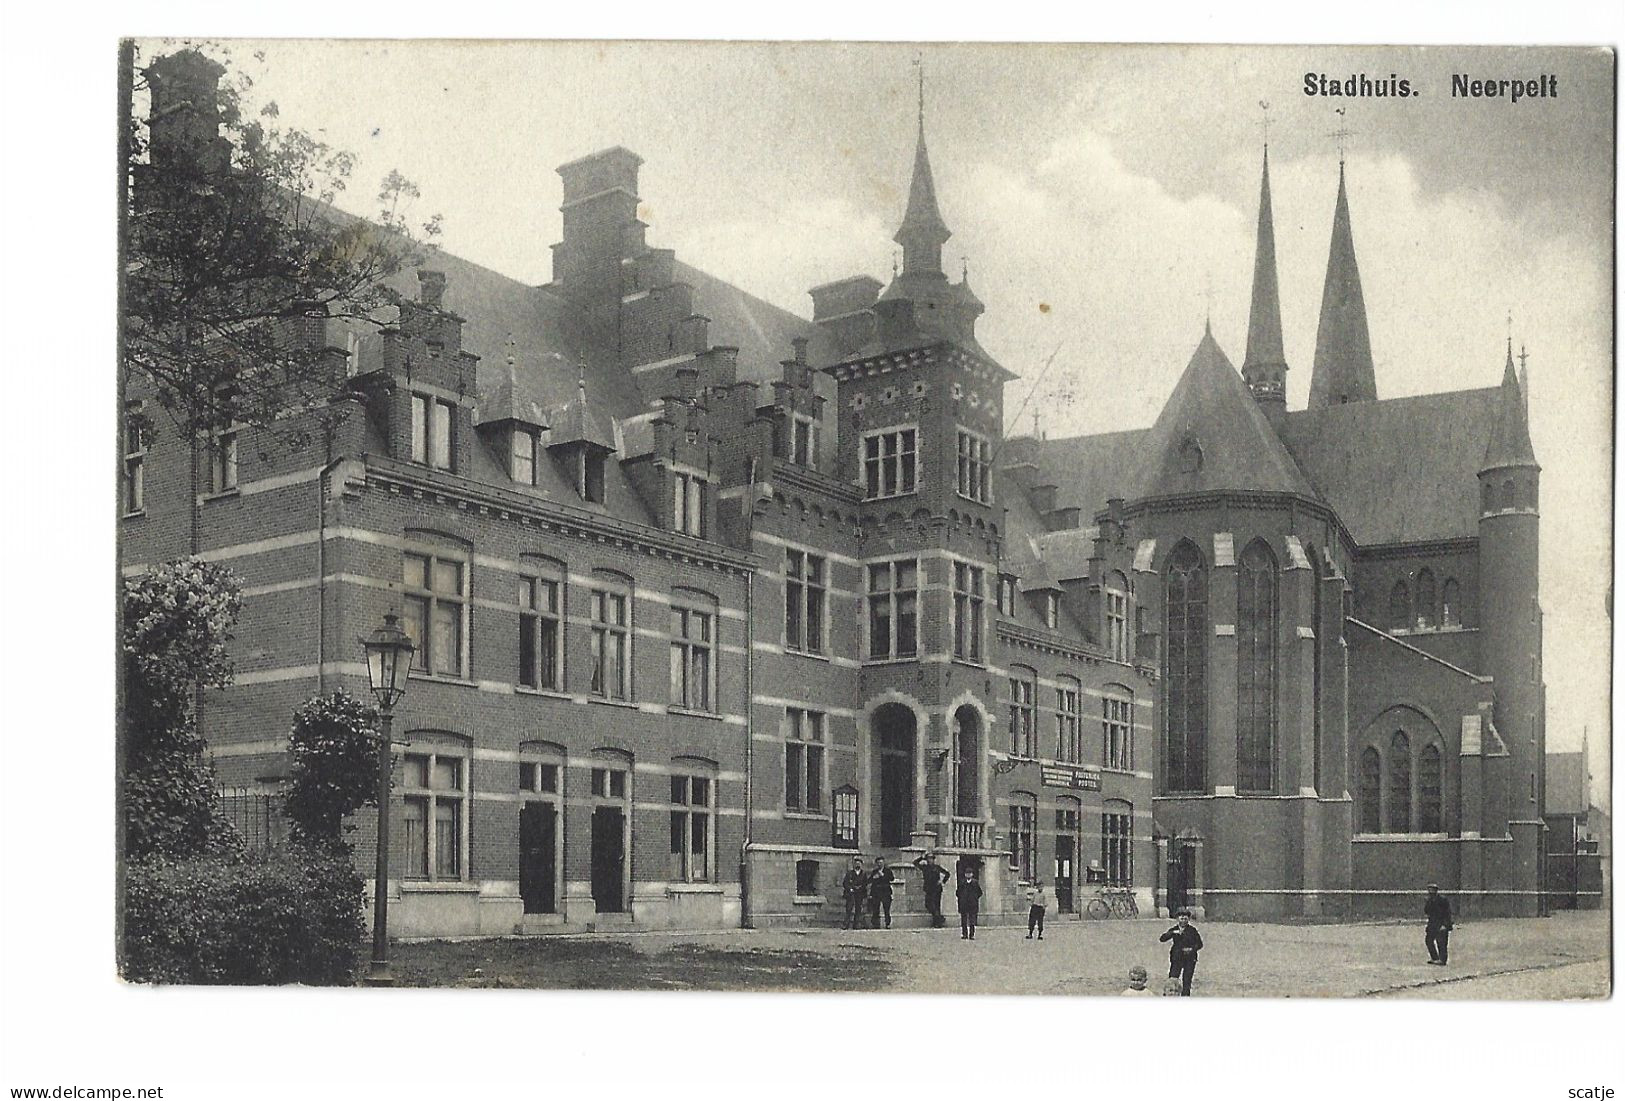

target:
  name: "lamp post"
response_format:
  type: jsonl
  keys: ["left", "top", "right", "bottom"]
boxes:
{"left": 361, "top": 612, "right": 414, "bottom": 986}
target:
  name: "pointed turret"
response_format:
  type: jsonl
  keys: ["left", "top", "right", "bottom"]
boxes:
{"left": 1242, "top": 147, "right": 1289, "bottom": 421}
{"left": 895, "top": 86, "right": 951, "bottom": 276}
{"left": 1481, "top": 340, "right": 1539, "bottom": 473}
{"left": 1308, "top": 164, "right": 1379, "bottom": 408}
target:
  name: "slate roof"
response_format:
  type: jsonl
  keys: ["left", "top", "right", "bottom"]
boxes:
{"left": 1308, "top": 164, "right": 1379, "bottom": 408}
{"left": 1243, "top": 148, "right": 1287, "bottom": 375}
{"left": 1482, "top": 345, "right": 1539, "bottom": 471}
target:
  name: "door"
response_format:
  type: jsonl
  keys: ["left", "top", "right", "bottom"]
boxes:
{"left": 519, "top": 802, "right": 557, "bottom": 915}
{"left": 1167, "top": 842, "right": 1194, "bottom": 914}
{"left": 591, "top": 805, "right": 625, "bottom": 912}
{"left": 876, "top": 704, "right": 915, "bottom": 847}
{"left": 1054, "top": 835, "right": 1075, "bottom": 914}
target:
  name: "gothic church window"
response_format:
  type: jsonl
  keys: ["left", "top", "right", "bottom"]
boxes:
{"left": 1359, "top": 747, "right": 1382, "bottom": 833}
{"left": 1388, "top": 581, "right": 1411, "bottom": 632}
{"left": 1418, "top": 743, "right": 1444, "bottom": 833}
{"left": 1415, "top": 569, "right": 1437, "bottom": 629}
{"left": 1179, "top": 438, "right": 1203, "bottom": 474}
{"left": 1387, "top": 731, "right": 1412, "bottom": 832}
{"left": 1441, "top": 579, "right": 1462, "bottom": 627}
{"left": 1164, "top": 540, "right": 1207, "bottom": 793}
{"left": 1236, "top": 540, "right": 1277, "bottom": 793}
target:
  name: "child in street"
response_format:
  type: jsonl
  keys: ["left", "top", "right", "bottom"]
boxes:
{"left": 1121, "top": 965, "right": 1155, "bottom": 995}
{"left": 1025, "top": 880, "right": 1050, "bottom": 939}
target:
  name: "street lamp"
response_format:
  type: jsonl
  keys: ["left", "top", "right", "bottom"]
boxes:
{"left": 360, "top": 611, "right": 414, "bottom": 986}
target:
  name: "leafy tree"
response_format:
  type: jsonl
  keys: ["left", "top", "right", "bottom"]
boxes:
{"left": 122, "top": 41, "right": 441, "bottom": 446}
{"left": 122, "top": 557, "right": 244, "bottom": 859}
{"left": 285, "top": 690, "right": 384, "bottom": 849}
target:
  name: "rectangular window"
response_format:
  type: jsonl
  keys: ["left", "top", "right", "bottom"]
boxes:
{"left": 582, "top": 451, "right": 606, "bottom": 503}
{"left": 411, "top": 393, "right": 455, "bottom": 471}
{"left": 673, "top": 472, "right": 706, "bottom": 536}
{"left": 1043, "top": 592, "right": 1059, "bottom": 629}
{"left": 123, "top": 406, "right": 146, "bottom": 513}
{"left": 210, "top": 426, "right": 238, "bottom": 494}
{"left": 519, "top": 760, "right": 560, "bottom": 794}
{"left": 1104, "top": 696, "right": 1133, "bottom": 771}
{"left": 431, "top": 399, "right": 453, "bottom": 470}
{"left": 1010, "top": 802, "right": 1036, "bottom": 881}
{"left": 669, "top": 604, "right": 714, "bottom": 711}
{"left": 402, "top": 750, "right": 465, "bottom": 881}
{"left": 952, "top": 561, "right": 985, "bottom": 663}
{"left": 511, "top": 428, "right": 537, "bottom": 485}
{"left": 956, "top": 429, "right": 992, "bottom": 503}
{"left": 518, "top": 574, "right": 562, "bottom": 691}
{"left": 1106, "top": 588, "right": 1128, "bottom": 661}
{"left": 1008, "top": 674, "right": 1036, "bottom": 757}
{"left": 411, "top": 394, "right": 429, "bottom": 464}
{"left": 784, "top": 549, "right": 827, "bottom": 655}
{"left": 792, "top": 414, "right": 821, "bottom": 468}
{"left": 592, "top": 765, "right": 628, "bottom": 800}
{"left": 996, "top": 574, "right": 1016, "bottom": 616}
{"left": 402, "top": 551, "right": 467, "bottom": 678}
{"left": 862, "top": 426, "right": 918, "bottom": 500}
{"left": 590, "top": 586, "right": 630, "bottom": 699}
{"left": 784, "top": 708, "right": 827, "bottom": 814}
{"left": 1056, "top": 683, "right": 1081, "bottom": 763}
{"left": 867, "top": 559, "right": 918, "bottom": 660}
{"left": 1102, "top": 809, "right": 1133, "bottom": 886}
{"left": 669, "top": 774, "right": 713, "bottom": 883}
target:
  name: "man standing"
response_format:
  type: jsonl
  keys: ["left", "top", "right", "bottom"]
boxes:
{"left": 1424, "top": 883, "right": 1454, "bottom": 965}
{"left": 1159, "top": 909, "right": 1203, "bottom": 995}
{"left": 841, "top": 857, "right": 867, "bottom": 929}
{"left": 912, "top": 851, "right": 952, "bottom": 928}
{"left": 956, "top": 868, "right": 983, "bottom": 940}
{"left": 866, "top": 857, "right": 896, "bottom": 929}
{"left": 1025, "top": 879, "right": 1050, "bottom": 940}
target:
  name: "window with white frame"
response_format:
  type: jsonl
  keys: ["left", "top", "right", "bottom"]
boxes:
{"left": 510, "top": 427, "right": 538, "bottom": 485}
{"left": 1103, "top": 691, "right": 1133, "bottom": 771}
{"left": 867, "top": 558, "right": 919, "bottom": 660}
{"left": 668, "top": 769, "right": 714, "bottom": 883}
{"left": 784, "top": 708, "right": 827, "bottom": 814}
{"left": 672, "top": 471, "right": 706, "bottom": 536}
{"left": 590, "top": 576, "right": 631, "bottom": 700}
{"left": 953, "top": 562, "right": 986, "bottom": 663}
{"left": 996, "top": 573, "right": 1017, "bottom": 616}
{"left": 1056, "top": 678, "right": 1081, "bottom": 763}
{"left": 402, "top": 747, "right": 466, "bottom": 881}
{"left": 1101, "top": 801, "right": 1133, "bottom": 886}
{"left": 209, "top": 409, "right": 239, "bottom": 494}
{"left": 345, "top": 329, "right": 362, "bottom": 377}
{"left": 784, "top": 549, "right": 826, "bottom": 655}
{"left": 123, "top": 403, "right": 146, "bottom": 513}
{"left": 862, "top": 425, "right": 918, "bottom": 500}
{"left": 956, "top": 428, "right": 992, "bottom": 503}
{"left": 1105, "top": 574, "right": 1129, "bottom": 661}
{"left": 518, "top": 568, "right": 562, "bottom": 691}
{"left": 1009, "top": 794, "right": 1037, "bottom": 881}
{"left": 791, "top": 412, "right": 821, "bottom": 468}
{"left": 410, "top": 392, "right": 455, "bottom": 471}
{"left": 1008, "top": 668, "right": 1037, "bottom": 757}
{"left": 403, "top": 550, "right": 467, "bottom": 678}
{"left": 669, "top": 594, "right": 715, "bottom": 712}
{"left": 1042, "top": 591, "right": 1060, "bottom": 629}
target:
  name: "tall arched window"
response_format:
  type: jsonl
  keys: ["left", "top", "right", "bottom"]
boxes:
{"left": 1388, "top": 580, "right": 1411, "bottom": 632}
{"left": 1164, "top": 540, "right": 1207, "bottom": 793}
{"left": 1418, "top": 743, "right": 1443, "bottom": 832}
{"left": 1502, "top": 478, "right": 1516, "bottom": 510}
{"left": 1359, "top": 747, "right": 1382, "bottom": 833}
{"left": 1236, "top": 539, "right": 1277, "bottom": 793}
{"left": 1481, "top": 481, "right": 1495, "bottom": 514}
{"left": 1415, "top": 569, "right": 1436, "bottom": 629}
{"left": 1387, "top": 731, "right": 1412, "bottom": 832}
{"left": 1440, "top": 578, "right": 1461, "bottom": 627}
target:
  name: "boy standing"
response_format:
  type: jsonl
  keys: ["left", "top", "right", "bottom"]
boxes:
{"left": 1025, "top": 880, "right": 1050, "bottom": 939}
{"left": 841, "top": 857, "right": 867, "bottom": 929}
{"left": 1159, "top": 909, "right": 1203, "bottom": 996}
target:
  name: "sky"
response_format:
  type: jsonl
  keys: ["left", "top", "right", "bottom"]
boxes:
{"left": 143, "top": 39, "right": 1614, "bottom": 797}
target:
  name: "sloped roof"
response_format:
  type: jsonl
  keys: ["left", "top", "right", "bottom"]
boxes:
{"left": 1032, "top": 526, "right": 1101, "bottom": 583}
{"left": 1482, "top": 344, "right": 1539, "bottom": 472}
{"left": 1278, "top": 387, "right": 1499, "bottom": 545}
{"left": 896, "top": 119, "right": 951, "bottom": 249}
{"left": 674, "top": 260, "right": 815, "bottom": 384}
{"left": 1033, "top": 428, "right": 1149, "bottom": 524}
{"left": 1243, "top": 147, "right": 1287, "bottom": 375}
{"left": 1308, "top": 164, "right": 1379, "bottom": 408}
{"left": 1135, "top": 329, "right": 1317, "bottom": 500}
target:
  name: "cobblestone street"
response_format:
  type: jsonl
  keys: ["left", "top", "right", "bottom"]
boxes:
{"left": 394, "top": 910, "right": 1610, "bottom": 999}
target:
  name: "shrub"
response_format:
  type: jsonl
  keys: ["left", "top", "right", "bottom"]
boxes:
{"left": 285, "top": 690, "right": 381, "bottom": 849}
{"left": 122, "top": 844, "right": 366, "bottom": 985}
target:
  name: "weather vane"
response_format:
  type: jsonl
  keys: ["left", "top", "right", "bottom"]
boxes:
{"left": 1259, "top": 100, "right": 1271, "bottom": 147}
{"left": 1327, "top": 107, "right": 1355, "bottom": 163}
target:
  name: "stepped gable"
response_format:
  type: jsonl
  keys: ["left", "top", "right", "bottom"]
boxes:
{"left": 1277, "top": 387, "right": 1499, "bottom": 545}
{"left": 674, "top": 259, "right": 816, "bottom": 383}
{"left": 1135, "top": 328, "right": 1316, "bottom": 501}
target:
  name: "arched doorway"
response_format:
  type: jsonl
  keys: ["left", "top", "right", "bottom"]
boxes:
{"left": 873, "top": 703, "right": 917, "bottom": 846}
{"left": 952, "top": 705, "right": 981, "bottom": 820}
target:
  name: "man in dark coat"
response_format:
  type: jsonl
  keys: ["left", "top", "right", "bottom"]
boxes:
{"left": 866, "top": 857, "right": 896, "bottom": 929}
{"left": 913, "top": 852, "right": 952, "bottom": 928}
{"left": 840, "top": 857, "right": 867, "bottom": 929}
{"left": 1159, "top": 909, "right": 1203, "bottom": 995}
{"left": 956, "top": 868, "right": 983, "bottom": 940}
{"left": 1423, "top": 884, "right": 1454, "bottom": 965}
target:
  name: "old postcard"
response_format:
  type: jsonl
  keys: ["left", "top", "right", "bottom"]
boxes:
{"left": 109, "top": 37, "right": 1610, "bottom": 1014}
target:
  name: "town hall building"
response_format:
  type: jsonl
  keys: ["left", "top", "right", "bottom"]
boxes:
{"left": 121, "top": 50, "right": 1546, "bottom": 937}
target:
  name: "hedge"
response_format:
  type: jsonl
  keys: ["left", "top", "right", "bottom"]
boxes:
{"left": 122, "top": 844, "right": 366, "bottom": 985}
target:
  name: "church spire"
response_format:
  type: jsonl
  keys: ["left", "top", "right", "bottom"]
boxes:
{"left": 1242, "top": 145, "right": 1288, "bottom": 418}
{"left": 1308, "top": 162, "right": 1379, "bottom": 408}
{"left": 894, "top": 66, "right": 951, "bottom": 276}
{"left": 1482, "top": 337, "right": 1538, "bottom": 471}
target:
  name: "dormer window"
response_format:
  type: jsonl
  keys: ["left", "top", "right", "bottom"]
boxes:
{"left": 1043, "top": 592, "right": 1059, "bottom": 629}
{"left": 510, "top": 427, "right": 538, "bottom": 485}
{"left": 673, "top": 471, "right": 706, "bottom": 536}
{"left": 581, "top": 450, "right": 606, "bottom": 504}
{"left": 411, "top": 392, "right": 455, "bottom": 471}
{"left": 792, "top": 413, "right": 821, "bottom": 468}
{"left": 1179, "top": 437, "right": 1203, "bottom": 475}
{"left": 996, "top": 573, "right": 1017, "bottom": 616}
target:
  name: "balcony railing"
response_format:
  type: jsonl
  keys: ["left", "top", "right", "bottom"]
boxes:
{"left": 950, "top": 818, "right": 984, "bottom": 849}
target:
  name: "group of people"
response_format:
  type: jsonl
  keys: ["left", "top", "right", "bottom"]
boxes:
{"left": 840, "top": 853, "right": 985, "bottom": 937}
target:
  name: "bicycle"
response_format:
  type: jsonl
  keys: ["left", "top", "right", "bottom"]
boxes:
{"left": 1084, "top": 885, "right": 1139, "bottom": 919}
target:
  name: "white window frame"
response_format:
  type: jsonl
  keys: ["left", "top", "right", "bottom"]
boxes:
{"left": 1103, "top": 693, "right": 1133, "bottom": 771}
{"left": 1105, "top": 583, "right": 1129, "bottom": 661}
{"left": 784, "top": 708, "right": 828, "bottom": 815}
{"left": 866, "top": 557, "right": 920, "bottom": 661}
{"left": 791, "top": 412, "right": 821, "bottom": 468}
{"left": 996, "top": 573, "right": 1017, "bottom": 616}
{"left": 511, "top": 426, "right": 538, "bottom": 485}
{"left": 410, "top": 392, "right": 456, "bottom": 471}
{"left": 403, "top": 549, "right": 469, "bottom": 679}
{"left": 668, "top": 769, "right": 715, "bottom": 883}
{"left": 401, "top": 747, "right": 468, "bottom": 883}
{"left": 956, "top": 427, "right": 993, "bottom": 504}
{"left": 1056, "top": 679, "right": 1082, "bottom": 763}
{"left": 1008, "top": 670, "right": 1037, "bottom": 758}
{"left": 669, "top": 594, "right": 716, "bottom": 713}
{"left": 518, "top": 569, "right": 563, "bottom": 692}
{"left": 209, "top": 418, "right": 240, "bottom": 494}
{"left": 590, "top": 579, "right": 632, "bottom": 700}
{"left": 861, "top": 423, "right": 919, "bottom": 501}
{"left": 784, "top": 548, "right": 828, "bottom": 655}
{"left": 673, "top": 471, "right": 706, "bottom": 536}
{"left": 952, "top": 560, "right": 986, "bottom": 664}
{"left": 123, "top": 403, "right": 147, "bottom": 514}
{"left": 1042, "top": 591, "right": 1060, "bottom": 629}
